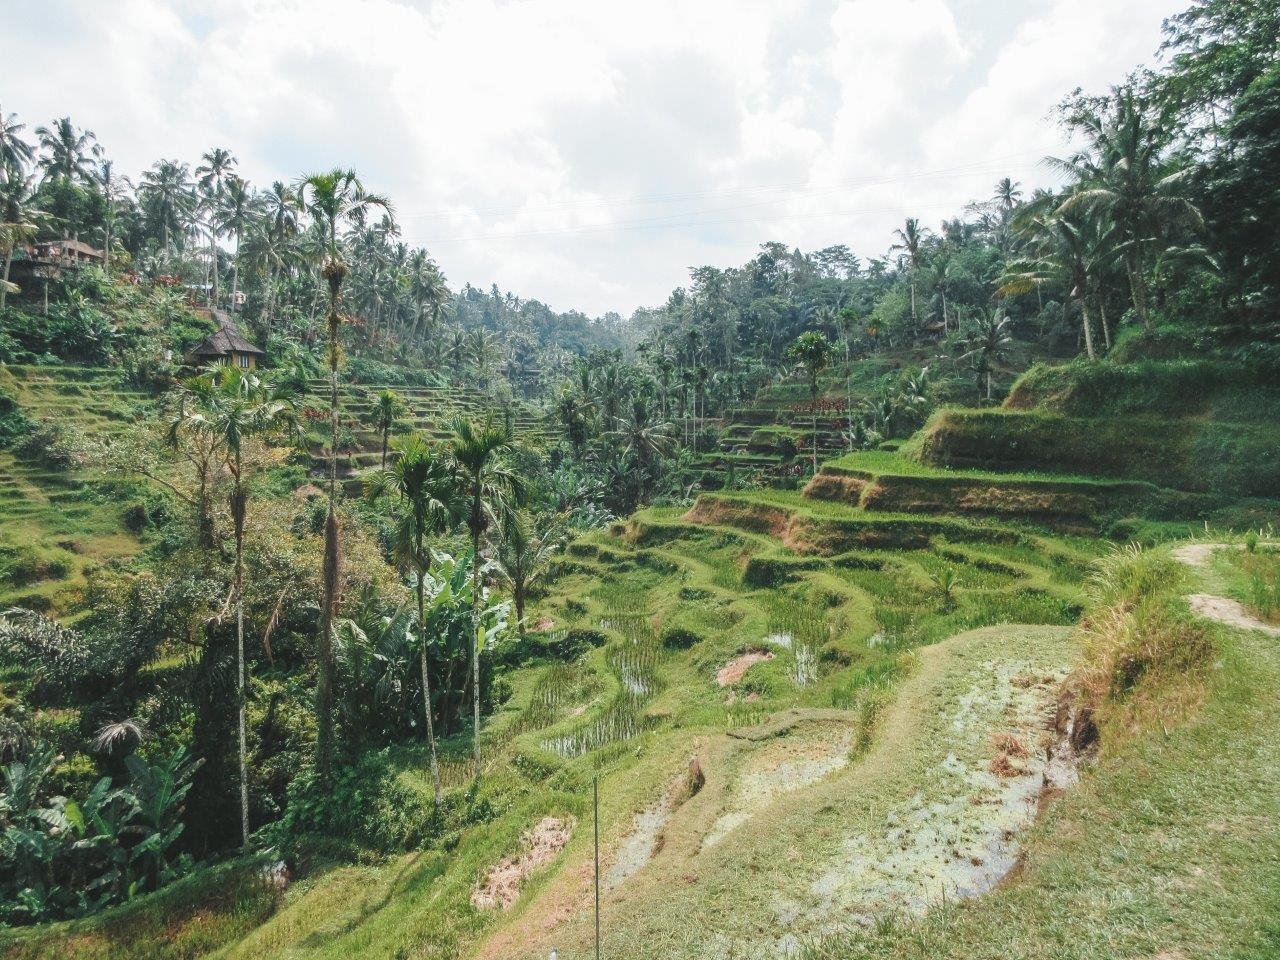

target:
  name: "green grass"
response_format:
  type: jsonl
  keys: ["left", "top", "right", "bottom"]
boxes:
{"left": 913, "top": 406, "right": 1280, "bottom": 497}
{"left": 800, "top": 545, "right": 1280, "bottom": 960}
{"left": 826, "top": 449, "right": 1138, "bottom": 487}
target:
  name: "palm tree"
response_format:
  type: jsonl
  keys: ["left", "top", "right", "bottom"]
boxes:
{"left": 1001, "top": 208, "right": 1117, "bottom": 359}
{"left": 371, "top": 389, "right": 406, "bottom": 468}
{"left": 297, "top": 168, "right": 393, "bottom": 259}
{"left": 179, "top": 366, "right": 294, "bottom": 847}
{"left": 217, "top": 175, "right": 254, "bottom": 312}
{"left": 958, "top": 310, "right": 1014, "bottom": 401}
{"left": 447, "top": 417, "right": 525, "bottom": 779}
{"left": 1052, "top": 89, "right": 1203, "bottom": 328}
{"left": 787, "top": 331, "right": 833, "bottom": 472}
{"left": 91, "top": 148, "right": 131, "bottom": 271}
{"left": 34, "top": 117, "right": 96, "bottom": 184}
{"left": 489, "top": 511, "right": 563, "bottom": 632}
{"left": 890, "top": 217, "right": 932, "bottom": 324}
{"left": 296, "top": 169, "right": 390, "bottom": 782}
{"left": 0, "top": 168, "right": 40, "bottom": 310}
{"left": 138, "top": 160, "right": 196, "bottom": 268}
{"left": 0, "top": 105, "right": 34, "bottom": 174}
{"left": 196, "top": 148, "right": 237, "bottom": 306}
{"left": 365, "top": 436, "right": 459, "bottom": 803}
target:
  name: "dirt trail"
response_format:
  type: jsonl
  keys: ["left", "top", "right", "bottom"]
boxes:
{"left": 1172, "top": 543, "right": 1280, "bottom": 636}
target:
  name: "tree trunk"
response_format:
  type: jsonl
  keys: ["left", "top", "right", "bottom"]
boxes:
{"left": 209, "top": 230, "right": 220, "bottom": 307}
{"left": 811, "top": 383, "right": 819, "bottom": 474}
{"left": 230, "top": 229, "right": 241, "bottom": 313}
{"left": 1099, "top": 297, "right": 1112, "bottom": 352}
{"left": 316, "top": 261, "right": 344, "bottom": 785}
{"left": 232, "top": 467, "right": 249, "bottom": 849}
{"left": 471, "top": 522, "right": 483, "bottom": 781}
{"left": 1126, "top": 250, "right": 1149, "bottom": 329}
{"left": 418, "top": 567, "right": 442, "bottom": 804}
{"left": 1081, "top": 299, "right": 1097, "bottom": 360}
{"left": 381, "top": 425, "right": 389, "bottom": 470}
{"left": 1, "top": 248, "right": 12, "bottom": 310}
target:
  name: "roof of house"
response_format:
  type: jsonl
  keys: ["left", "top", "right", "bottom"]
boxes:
{"left": 37, "top": 238, "right": 105, "bottom": 259}
{"left": 188, "top": 312, "right": 265, "bottom": 358}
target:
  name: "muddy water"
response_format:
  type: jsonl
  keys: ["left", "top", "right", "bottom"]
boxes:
{"left": 774, "top": 660, "right": 1076, "bottom": 946}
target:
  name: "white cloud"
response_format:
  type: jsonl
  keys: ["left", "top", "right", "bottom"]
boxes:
{"left": 3, "top": 0, "right": 1183, "bottom": 314}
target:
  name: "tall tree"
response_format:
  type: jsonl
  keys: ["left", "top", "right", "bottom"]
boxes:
{"left": 371, "top": 389, "right": 406, "bottom": 469}
{"left": 489, "top": 511, "right": 563, "bottom": 632}
{"left": 34, "top": 117, "right": 96, "bottom": 185}
{"left": 787, "top": 331, "right": 833, "bottom": 472}
{"left": 890, "top": 217, "right": 932, "bottom": 324}
{"left": 447, "top": 417, "right": 525, "bottom": 780}
{"left": 192, "top": 367, "right": 294, "bottom": 847}
{"left": 0, "top": 105, "right": 34, "bottom": 174}
{"left": 196, "top": 148, "right": 237, "bottom": 306}
{"left": 365, "top": 436, "right": 459, "bottom": 803}
{"left": 1054, "top": 89, "right": 1203, "bottom": 327}
{"left": 296, "top": 169, "right": 391, "bottom": 784}
{"left": 138, "top": 160, "right": 196, "bottom": 267}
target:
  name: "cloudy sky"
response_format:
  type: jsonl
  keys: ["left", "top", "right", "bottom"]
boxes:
{"left": 5, "top": 0, "right": 1183, "bottom": 316}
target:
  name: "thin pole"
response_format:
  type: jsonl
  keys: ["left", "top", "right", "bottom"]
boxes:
{"left": 594, "top": 776, "right": 601, "bottom": 960}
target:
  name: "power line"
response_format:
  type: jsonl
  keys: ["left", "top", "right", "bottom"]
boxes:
{"left": 402, "top": 192, "right": 1029, "bottom": 246}
{"left": 392, "top": 152, "right": 1049, "bottom": 223}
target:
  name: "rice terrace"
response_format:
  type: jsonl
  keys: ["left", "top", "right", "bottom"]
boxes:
{"left": 1, "top": 2, "right": 1279, "bottom": 958}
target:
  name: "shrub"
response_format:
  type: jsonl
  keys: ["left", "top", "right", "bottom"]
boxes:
{"left": 660, "top": 626, "right": 702, "bottom": 650}
{"left": 1066, "top": 545, "right": 1216, "bottom": 747}
{"left": 12, "top": 417, "right": 81, "bottom": 470}
{"left": 0, "top": 382, "right": 31, "bottom": 447}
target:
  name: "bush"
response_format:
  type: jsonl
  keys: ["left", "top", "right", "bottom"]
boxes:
{"left": 660, "top": 626, "right": 702, "bottom": 650}
{"left": 0, "top": 382, "right": 31, "bottom": 447}
{"left": 12, "top": 417, "right": 81, "bottom": 470}
{"left": 1065, "top": 545, "right": 1217, "bottom": 746}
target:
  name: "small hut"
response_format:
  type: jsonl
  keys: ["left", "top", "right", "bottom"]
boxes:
{"left": 186, "top": 311, "right": 264, "bottom": 369}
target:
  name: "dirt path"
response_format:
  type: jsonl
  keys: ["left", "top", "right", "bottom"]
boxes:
{"left": 1172, "top": 543, "right": 1280, "bottom": 636}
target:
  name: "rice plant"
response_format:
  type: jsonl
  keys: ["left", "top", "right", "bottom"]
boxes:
{"left": 542, "top": 609, "right": 664, "bottom": 758}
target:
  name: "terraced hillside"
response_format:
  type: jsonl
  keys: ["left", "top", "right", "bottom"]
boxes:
{"left": 912, "top": 359, "right": 1280, "bottom": 499}
{"left": 0, "top": 366, "right": 553, "bottom": 613}
{"left": 5, "top": 358, "right": 1278, "bottom": 960}
{"left": 0, "top": 366, "right": 154, "bottom": 615}
{"left": 300, "top": 380, "right": 554, "bottom": 493}
{"left": 3, "top": 456, "right": 1105, "bottom": 959}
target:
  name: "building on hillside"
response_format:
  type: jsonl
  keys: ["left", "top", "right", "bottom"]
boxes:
{"left": 33, "top": 238, "right": 106, "bottom": 267}
{"left": 185, "top": 310, "right": 264, "bottom": 369}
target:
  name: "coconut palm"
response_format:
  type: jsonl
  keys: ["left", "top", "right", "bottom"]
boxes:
{"left": 365, "top": 436, "right": 460, "bottom": 803}
{"left": 138, "top": 160, "right": 196, "bottom": 267}
{"left": 34, "top": 117, "right": 96, "bottom": 184}
{"left": 0, "top": 105, "right": 34, "bottom": 174}
{"left": 447, "top": 417, "right": 525, "bottom": 779}
{"left": 91, "top": 148, "right": 131, "bottom": 271}
{"left": 0, "top": 165, "right": 42, "bottom": 311}
{"left": 890, "top": 217, "right": 932, "bottom": 324}
{"left": 1001, "top": 208, "right": 1118, "bottom": 359}
{"left": 489, "top": 511, "right": 564, "bottom": 632}
{"left": 1052, "top": 89, "right": 1204, "bottom": 327}
{"left": 195, "top": 149, "right": 237, "bottom": 306}
{"left": 958, "top": 309, "right": 1015, "bottom": 401}
{"left": 217, "top": 175, "right": 254, "bottom": 312}
{"left": 787, "top": 331, "right": 834, "bottom": 472}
